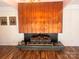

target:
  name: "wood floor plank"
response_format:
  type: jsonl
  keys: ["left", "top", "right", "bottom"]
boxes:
{"left": 0, "top": 46, "right": 79, "bottom": 59}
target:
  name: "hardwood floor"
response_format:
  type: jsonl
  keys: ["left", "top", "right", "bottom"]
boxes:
{"left": 0, "top": 46, "right": 79, "bottom": 59}
{"left": 56, "top": 46, "right": 79, "bottom": 59}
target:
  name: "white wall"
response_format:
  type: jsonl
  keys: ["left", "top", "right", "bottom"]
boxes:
{"left": 0, "top": 7, "right": 23, "bottom": 45}
{"left": 59, "top": 4, "right": 79, "bottom": 46}
{"left": 0, "top": 2, "right": 79, "bottom": 46}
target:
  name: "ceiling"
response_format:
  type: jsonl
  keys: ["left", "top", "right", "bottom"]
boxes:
{"left": 0, "top": 0, "right": 79, "bottom": 8}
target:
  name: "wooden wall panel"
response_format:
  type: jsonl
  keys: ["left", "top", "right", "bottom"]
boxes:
{"left": 18, "top": 4, "right": 24, "bottom": 33}
{"left": 18, "top": 2, "right": 63, "bottom": 33}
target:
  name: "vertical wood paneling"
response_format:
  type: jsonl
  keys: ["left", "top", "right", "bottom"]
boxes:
{"left": 18, "top": 2, "right": 63, "bottom": 33}
{"left": 18, "top": 4, "right": 24, "bottom": 33}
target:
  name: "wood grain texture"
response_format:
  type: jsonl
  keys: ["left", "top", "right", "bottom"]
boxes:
{"left": 56, "top": 46, "right": 79, "bottom": 59}
{"left": 0, "top": 46, "right": 55, "bottom": 59}
{"left": 0, "top": 46, "right": 79, "bottom": 59}
{"left": 18, "top": 2, "right": 63, "bottom": 33}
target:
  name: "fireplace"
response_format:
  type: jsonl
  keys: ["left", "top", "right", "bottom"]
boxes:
{"left": 24, "top": 33, "right": 58, "bottom": 44}
{"left": 17, "top": 33, "right": 64, "bottom": 50}
{"left": 17, "top": 2, "right": 64, "bottom": 50}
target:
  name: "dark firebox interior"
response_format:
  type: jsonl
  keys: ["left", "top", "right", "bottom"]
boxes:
{"left": 24, "top": 33, "right": 58, "bottom": 44}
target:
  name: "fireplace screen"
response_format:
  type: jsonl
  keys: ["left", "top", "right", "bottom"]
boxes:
{"left": 18, "top": 2, "right": 63, "bottom": 33}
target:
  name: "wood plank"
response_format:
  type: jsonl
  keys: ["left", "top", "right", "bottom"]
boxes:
{"left": 0, "top": 46, "right": 79, "bottom": 59}
{"left": 18, "top": 2, "right": 63, "bottom": 33}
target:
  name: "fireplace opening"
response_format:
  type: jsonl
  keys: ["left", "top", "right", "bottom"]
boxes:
{"left": 24, "top": 33, "right": 58, "bottom": 44}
